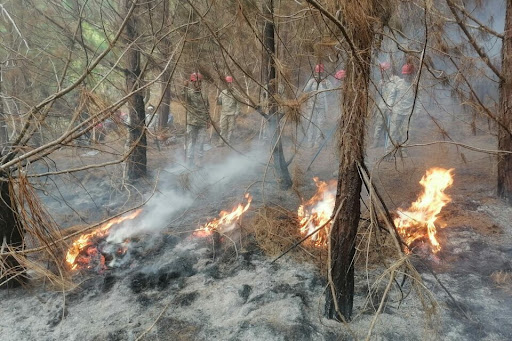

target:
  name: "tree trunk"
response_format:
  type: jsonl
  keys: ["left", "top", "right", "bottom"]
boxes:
{"left": 159, "top": 0, "right": 171, "bottom": 131}
{"left": 0, "top": 67, "right": 9, "bottom": 147}
{"left": 262, "top": 0, "right": 292, "bottom": 190}
{"left": 0, "top": 174, "right": 25, "bottom": 289}
{"left": 325, "top": 1, "right": 375, "bottom": 321}
{"left": 498, "top": 0, "right": 512, "bottom": 203}
{"left": 123, "top": 0, "right": 147, "bottom": 180}
{"left": 159, "top": 70, "right": 172, "bottom": 131}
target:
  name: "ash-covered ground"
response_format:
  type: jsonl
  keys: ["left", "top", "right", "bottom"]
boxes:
{"left": 1, "top": 112, "right": 512, "bottom": 341}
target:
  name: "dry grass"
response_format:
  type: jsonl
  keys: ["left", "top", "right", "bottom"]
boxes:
{"left": 491, "top": 271, "right": 512, "bottom": 295}
{"left": 244, "top": 205, "right": 327, "bottom": 269}
{"left": 0, "top": 174, "right": 75, "bottom": 290}
{"left": 244, "top": 204, "right": 400, "bottom": 276}
{"left": 354, "top": 217, "right": 403, "bottom": 269}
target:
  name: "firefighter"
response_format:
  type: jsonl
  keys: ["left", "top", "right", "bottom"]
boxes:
{"left": 182, "top": 72, "right": 210, "bottom": 167}
{"left": 217, "top": 76, "right": 240, "bottom": 147}
{"left": 385, "top": 63, "right": 416, "bottom": 157}
{"left": 303, "top": 64, "right": 333, "bottom": 147}
{"left": 372, "top": 61, "right": 400, "bottom": 149}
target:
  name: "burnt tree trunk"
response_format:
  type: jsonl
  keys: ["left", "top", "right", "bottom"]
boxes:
{"left": 325, "top": 1, "right": 375, "bottom": 320}
{"left": 0, "top": 174, "right": 25, "bottom": 289}
{"left": 123, "top": 0, "right": 147, "bottom": 180}
{"left": 262, "top": 0, "right": 292, "bottom": 190}
{"left": 498, "top": 0, "right": 512, "bottom": 203}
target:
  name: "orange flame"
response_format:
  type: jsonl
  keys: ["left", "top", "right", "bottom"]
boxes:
{"left": 394, "top": 168, "right": 454, "bottom": 253}
{"left": 298, "top": 178, "right": 337, "bottom": 247}
{"left": 66, "top": 209, "right": 142, "bottom": 270}
{"left": 194, "top": 194, "right": 252, "bottom": 237}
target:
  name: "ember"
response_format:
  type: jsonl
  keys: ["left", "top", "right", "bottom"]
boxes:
{"left": 298, "top": 178, "right": 337, "bottom": 247}
{"left": 394, "top": 167, "right": 454, "bottom": 253}
{"left": 66, "top": 210, "right": 142, "bottom": 270}
{"left": 194, "top": 194, "right": 252, "bottom": 237}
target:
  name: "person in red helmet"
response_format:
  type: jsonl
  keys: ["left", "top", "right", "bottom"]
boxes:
{"left": 182, "top": 72, "right": 210, "bottom": 167}
{"left": 303, "top": 63, "right": 333, "bottom": 147}
{"left": 216, "top": 76, "right": 241, "bottom": 147}
{"left": 383, "top": 63, "right": 416, "bottom": 157}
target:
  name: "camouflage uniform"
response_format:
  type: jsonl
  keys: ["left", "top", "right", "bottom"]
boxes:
{"left": 182, "top": 86, "right": 210, "bottom": 165}
{"left": 217, "top": 88, "right": 240, "bottom": 145}
{"left": 303, "top": 78, "right": 332, "bottom": 146}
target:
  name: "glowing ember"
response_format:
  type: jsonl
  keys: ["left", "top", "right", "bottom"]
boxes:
{"left": 298, "top": 178, "right": 337, "bottom": 247}
{"left": 394, "top": 167, "right": 454, "bottom": 253}
{"left": 195, "top": 194, "right": 252, "bottom": 237}
{"left": 66, "top": 209, "right": 142, "bottom": 270}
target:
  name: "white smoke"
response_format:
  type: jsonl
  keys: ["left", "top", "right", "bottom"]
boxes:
{"left": 106, "top": 190, "right": 193, "bottom": 244}
{"left": 106, "top": 146, "right": 267, "bottom": 243}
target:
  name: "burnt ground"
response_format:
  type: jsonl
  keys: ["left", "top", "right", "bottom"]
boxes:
{"left": 1, "top": 111, "right": 512, "bottom": 340}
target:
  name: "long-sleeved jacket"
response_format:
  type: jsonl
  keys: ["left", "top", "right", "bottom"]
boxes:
{"left": 385, "top": 76, "right": 415, "bottom": 116}
{"left": 217, "top": 89, "right": 240, "bottom": 116}
{"left": 303, "top": 78, "right": 332, "bottom": 109}
{"left": 376, "top": 75, "right": 399, "bottom": 113}
{"left": 182, "top": 86, "right": 210, "bottom": 127}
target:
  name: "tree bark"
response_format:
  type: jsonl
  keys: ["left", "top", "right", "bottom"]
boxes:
{"left": 262, "top": 0, "right": 292, "bottom": 190}
{"left": 159, "top": 71, "right": 172, "bottom": 131}
{"left": 0, "top": 174, "right": 25, "bottom": 289}
{"left": 325, "top": 0, "right": 375, "bottom": 321}
{"left": 123, "top": 0, "right": 147, "bottom": 180}
{"left": 159, "top": 0, "right": 171, "bottom": 131}
{"left": 0, "top": 66, "right": 9, "bottom": 147}
{"left": 498, "top": 0, "right": 512, "bottom": 203}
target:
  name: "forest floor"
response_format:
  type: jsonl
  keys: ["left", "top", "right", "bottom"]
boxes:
{"left": 1, "top": 110, "right": 512, "bottom": 341}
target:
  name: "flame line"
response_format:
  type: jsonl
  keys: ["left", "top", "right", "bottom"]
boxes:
{"left": 273, "top": 201, "right": 343, "bottom": 264}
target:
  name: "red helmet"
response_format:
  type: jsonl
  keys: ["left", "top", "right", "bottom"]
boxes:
{"left": 225, "top": 76, "right": 233, "bottom": 83}
{"left": 379, "top": 62, "right": 391, "bottom": 71}
{"left": 334, "top": 70, "right": 346, "bottom": 80}
{"left": 401, "top": 64, "right": 414, "bottom": 75}
{"left": 314, "top": 64, "right": 325, "bottom": 73}
{"left": 190, "top": 72, "right": 203, "bottom": 82}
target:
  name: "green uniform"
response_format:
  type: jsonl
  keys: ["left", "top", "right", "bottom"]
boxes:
{"left": 182, "top": 86, "right": 210, "bottom": 165}
{"left": 182, "top": 87, "right": 210, "bottom": 127}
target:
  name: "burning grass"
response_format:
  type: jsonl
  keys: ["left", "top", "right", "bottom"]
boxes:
{"left": 245, "top": 205, "right": 327, "bottom": 266}
{"left": 244, "top": 204, "right": 401, "bottom": 275}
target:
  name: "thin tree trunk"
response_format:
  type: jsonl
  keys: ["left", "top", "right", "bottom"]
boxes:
{"left": 123, "top": 0, "right": 147, "bottom": 180}
{"left": 262, "top": 0, "right": 292, "bottom": 190}
{"left": 498, "top": 0, "right": 512, "bottom": 203}
{"left": 325, "top": 1, "right": 375, "bottom": 320}
{"left": 159, "top": 69, "right": 172, "bottom": 131}
{"left": 159, "top": 0, "right": 171, "bottom": 131}
{"left": 0, "top": 67, "right": 8, "bottom": 147}
{"left": 0, "top": 174, "right": 25, "bottom": 289}
{"left": 1, "top": 64, "right": 25, "bottom": 289}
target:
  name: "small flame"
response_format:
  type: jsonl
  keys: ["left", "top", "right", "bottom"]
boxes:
{"left": 66, "top": 209, "right": 142, "bottom": 270}
{"left": 298, "top": 178, "right": 337, "bottom": 247}
{"left": 195, "top": 194, "right": 252, "bottom": 236}
{"left": 394, "top": 167, "right": 454, "bottom": 253}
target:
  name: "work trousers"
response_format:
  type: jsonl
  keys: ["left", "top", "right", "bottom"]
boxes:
{"left": 186, "top": 124, "right": 206, "bottom": 164}
{"left": 305, "top": 107, "right": 327, "bottom": 145}
{"left": 219, "top": 114, "right": 236, "bottom": 145}
{"left": 386, "top": 114, "right": 408, "bottom": 154}
{"left": 373, "top": 109, "right": 390, "bottom": 148}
